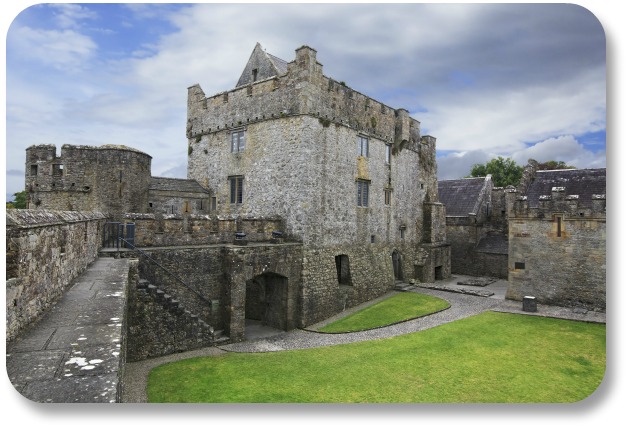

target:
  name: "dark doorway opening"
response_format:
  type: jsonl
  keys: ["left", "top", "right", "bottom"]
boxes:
{"left": 392, "top": 250, "right": 403, "bottom": 281}
{"left": 245, "top": 272, "right": 288, "bottom": 331}
{"left": 335, "top": 255, "right": 352, "bottom": 285}
{"left": 435, "top": 265, "right": 443, "bottom": 280}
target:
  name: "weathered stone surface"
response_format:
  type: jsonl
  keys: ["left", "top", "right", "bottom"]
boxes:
{"left": 6, "top": 209, "right": 107, "bottom": 341}
{"left": 6, "top": 257, "right": 131, "bottom": 403}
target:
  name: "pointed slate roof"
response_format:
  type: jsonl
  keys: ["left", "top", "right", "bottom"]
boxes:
{"left": 524, "top": 168, "right": 606, "bottom": 208}
{"left": 438, "top": 177, "right": 488, "bottom": 216}
{"left": 235, "top": 43, "right": 288, "bottom": 88}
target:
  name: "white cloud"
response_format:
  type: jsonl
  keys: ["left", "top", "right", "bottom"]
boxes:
{"left": 8, "top": 25, "right": 97, "bottom": 72}
{"left": 511, "top": 135, "right": 606, "bottom": 169}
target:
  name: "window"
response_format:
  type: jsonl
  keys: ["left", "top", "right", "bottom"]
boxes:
{"left": 384, "top": 189, "right": 392, "bottom": 206}
{"left": 211, "top": 196, "right": 217, "bottom": 211}
{"left": 229, "top": 176, "right": 244, "bottom": 204}
{"left": 52, "top": 164, "right": 63, "bottom": 176}
{"left": 357, "top": 136, "right": 369, "bottom": 157}
{"left": 554, "top": 215, "right": 562, "bottom": 237}
{"left": 385, "top": 144, "right": 391, "bottom": 164}
{"left": 514, "top": 262, "right": 525, "bottom": 270}
{"left": 30, "top": 165, "right": 38, "bottom": 176}
{"left": 252, "top": 68, "right": 258, "bottom": 82}
{"left": 400, "top": 227, "right": 406, "bottom": 239}
{"left": 231, "top": 130, "right": 246, "bottom": 152}
{"left": 357, "top": 179, "right": 369, "bottom": 207}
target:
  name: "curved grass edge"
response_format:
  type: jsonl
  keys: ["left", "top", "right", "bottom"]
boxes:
{"left": 303, "top": 293, "right": 451, "bottom": 334}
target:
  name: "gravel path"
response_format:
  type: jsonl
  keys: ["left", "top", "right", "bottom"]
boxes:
{"left": 121, "top": 285, "right": 605, "bottom": 403}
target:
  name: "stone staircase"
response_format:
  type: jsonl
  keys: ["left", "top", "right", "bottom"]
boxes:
{"left": 136, "top": 278, "right": 229, "bottom": 346}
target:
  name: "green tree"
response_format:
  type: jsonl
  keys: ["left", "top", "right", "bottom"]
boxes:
{"left": 7, "top": 190, "right": 27, "bottom": 209}
{"left": 469, "top": 157, "right": 524, "bottom": 188}
{"left": 537, "top": 160, "right": 576, "bottom": 170}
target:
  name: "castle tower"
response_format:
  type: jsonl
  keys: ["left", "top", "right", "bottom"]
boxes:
{"left": 25, "top": 144, "right": 152, "bottom": 218}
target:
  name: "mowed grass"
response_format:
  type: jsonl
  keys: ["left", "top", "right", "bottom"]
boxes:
{"left": 147, "top": 312, "right": 606, "bottom": 403}
{"left": 318, "top": 292, "right": 450, "bottom": 333}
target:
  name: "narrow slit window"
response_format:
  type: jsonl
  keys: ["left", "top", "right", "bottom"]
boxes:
{"left": 555, "top": 215, "right": 562, "bottom": 237}
{"left": 384, "top": 189, "right": 392, "bottom": 206}
{"left": 385, "top": 144, "right": 391, "bottom": 164}
{"left": 357, "top": 136, "right": 369, "bottom": 157}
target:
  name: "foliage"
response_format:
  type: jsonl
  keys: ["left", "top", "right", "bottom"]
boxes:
{"left": 537, "top": 160, "right": 576, "bottom": 170}
{"left": 318, "top": 292, "right": 449, "bottom": 333}
{"left": 147, "top": 312, "right": 605, "bottom": 403}
{"left": 469, "top": 156, "right": 523, "bottom": 187}
{"left": 7, "top": 190, "right": 27, "bottom": 209}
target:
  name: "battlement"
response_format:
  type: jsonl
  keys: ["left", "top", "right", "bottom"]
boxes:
{"left": 25, "top": 144, "right": 152, "bottom": 216}
{"left": 513, "top": 188, "right": 606, "bottom": 219}
{"left": 186, "top": 45, "right": 421, "bottom": 150}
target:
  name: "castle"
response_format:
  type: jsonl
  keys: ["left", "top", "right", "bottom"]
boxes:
{"left": 15, "top": 44, "right": 451, "bottom": 354}
{"left": 11, "top": 44, "right": 606, "bottom": 359}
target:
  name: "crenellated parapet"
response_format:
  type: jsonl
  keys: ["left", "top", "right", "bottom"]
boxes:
{"left": 512, "top": 187, "right": 606, "bottom": 220}
{"left": 186, "top": 45, "right": 420, "bottom": 149}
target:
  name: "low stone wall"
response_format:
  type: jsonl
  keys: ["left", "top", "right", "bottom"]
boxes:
{"left": 123, "top": 213, "right": 284, "bottom": 247}
{"left": 5, "top": 209, "right": 107, "bottom": 341}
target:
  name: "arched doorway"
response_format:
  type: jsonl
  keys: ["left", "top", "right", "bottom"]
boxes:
{"left": 245, "top": 272, "right": 289, "bottom": 331}
{"left": 392, "top": 250, "right": 403, "bottom": 281}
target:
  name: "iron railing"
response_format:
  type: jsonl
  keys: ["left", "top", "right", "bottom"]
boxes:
{"left": 118, "top": 236, "right": 212, "bottom": 306}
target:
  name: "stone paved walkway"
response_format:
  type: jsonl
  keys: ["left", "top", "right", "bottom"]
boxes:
{"left": 6, "top": 257, "right": 130, "bottom": 403}
{"left": 121, "top": 277, "right": 605, "bottom": 403}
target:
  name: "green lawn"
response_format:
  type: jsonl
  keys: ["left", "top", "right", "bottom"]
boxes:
{"left": 318, "top": 292, "right": 450, "bottom": 333}
{"left": 147, "top": 311, "right": 606, "bottom": 403}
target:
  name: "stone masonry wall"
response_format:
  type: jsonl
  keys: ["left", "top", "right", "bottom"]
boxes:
{"left": 507, "top": 193, "right": 606, "bottom": 311}
{"left": 130, "top": 243, "right": 303, "bottom": 342}
{"left": 187, "top": 46, "right": 430, "bottom": 249}
{"left": 25, "top": 144, "right": 152, "bottom": 218}
{"left": 123, "top": 213, "right": 283, "bottom": 247}
{"left": 6, "top": 209, "right": 107, "bottom": 341}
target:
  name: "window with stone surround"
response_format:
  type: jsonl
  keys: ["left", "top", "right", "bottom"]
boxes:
{"left": 229, "top": 176, "right": 244, "bottom": 204}
{"left": 52, "top": 164, "right": 63, "bottom": 176}
{"left": 231, "top": 130, "right": 246, "bottom": 153}
{"left": 385, "top": 144, "right": 391, "bottom": 164}
{"left": 554, "top": 214, "right": 563, "bottom": 237}
{"left": 357, "top": 135, "right": 369, "bottom": 157}
{"left": 357, "top": 179, "right": 369, "bottom": 207}
{"left": 30, "top": 165, "right": 38, "bottom": 176}
{"left": 384, "top": 188, "right": 392, "bottom": 206}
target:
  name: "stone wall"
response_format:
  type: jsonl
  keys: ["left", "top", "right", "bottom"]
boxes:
{"left": 125, "top": 276, "right": 216, "bottom": 362}
{"left": 129, "top": 243, "right": 303, "bottom": 343}
{"left": 6, "top": 209, "right": 107, "bottom": 341}
{"left": 25, "top": 144, "right": 152, "bottom": 218}
{"left": 123, "top": 213, "right": 284, "bottom": 247}
{"left": 507, "top": 192, "right": 606, "bottom": 311}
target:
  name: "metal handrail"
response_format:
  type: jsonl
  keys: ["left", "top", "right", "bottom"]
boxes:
{"left": 118, "top": 237, "right": 211, "bottom": 305}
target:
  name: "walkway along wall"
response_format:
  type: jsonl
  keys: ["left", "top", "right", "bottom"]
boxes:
{"left": 6, "top": 209, "right": 107, "bottom": 341}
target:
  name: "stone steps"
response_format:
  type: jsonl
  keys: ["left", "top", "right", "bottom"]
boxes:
{"left": 137, "top": 278, "right": 228, "bottom": 344}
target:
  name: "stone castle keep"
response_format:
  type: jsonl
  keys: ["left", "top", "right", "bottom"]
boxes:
{"left": 12, "top": 44, "right": 451, "bottom": 355}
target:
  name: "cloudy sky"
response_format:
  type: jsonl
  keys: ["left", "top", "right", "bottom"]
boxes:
{"left": 4, "top": 2, "right": 608, "bottom": 202}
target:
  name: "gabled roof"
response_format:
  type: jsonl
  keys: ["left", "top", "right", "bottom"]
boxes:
{"left": 525, "top": 168, "right": 606, "bottom": 208}
{"left": 235, "top": 43, "right": 288, "bottom": 88}
{"left": 438, "top": 177, "right": 488, "bottom": 216}
{"left": 150, "top": 177, "right": 209, "bottom": 194}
